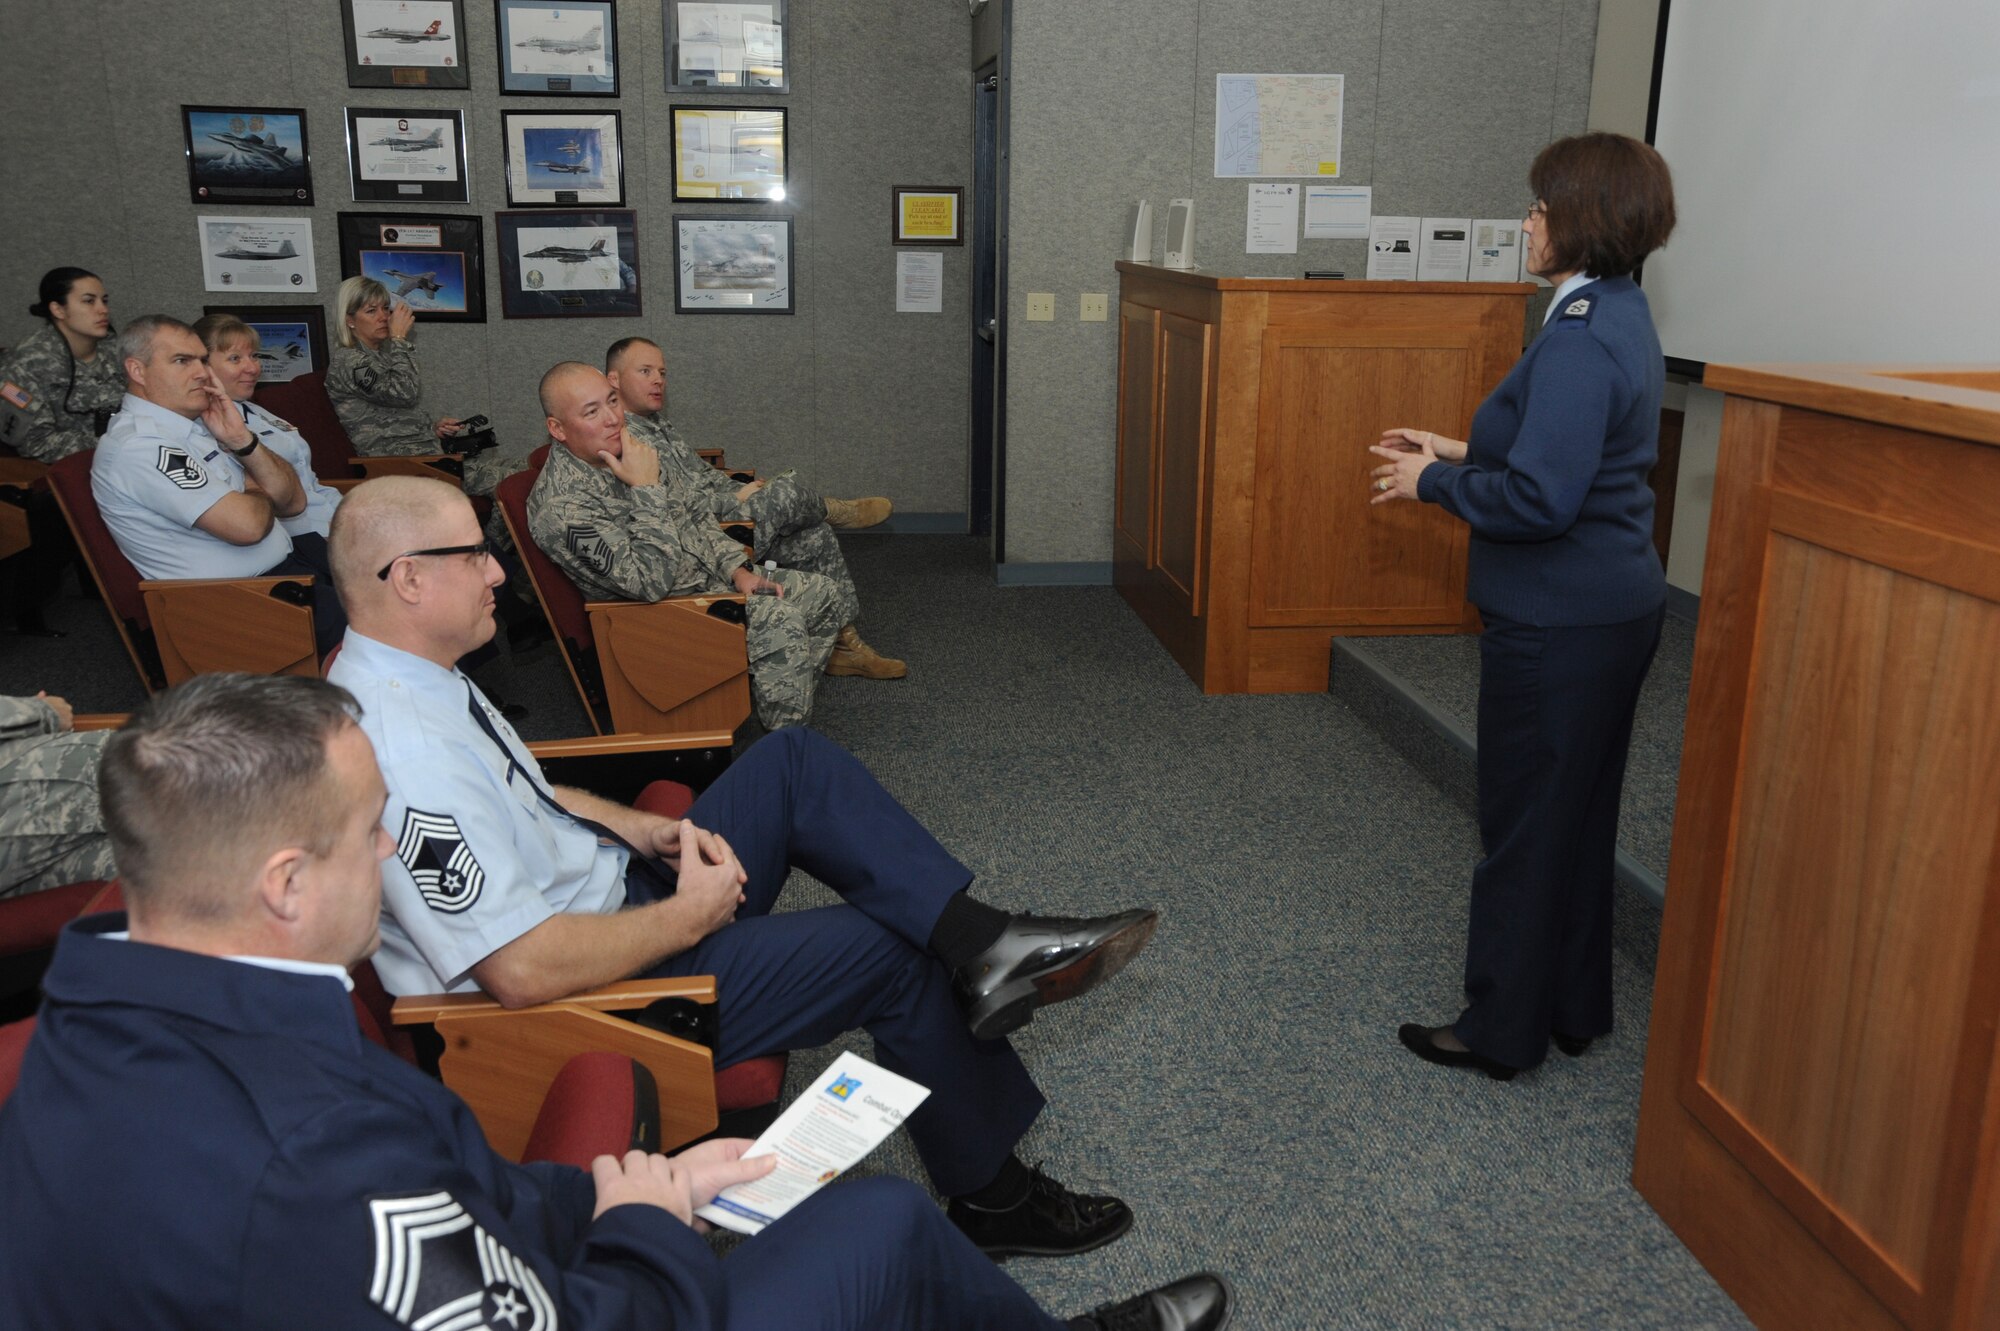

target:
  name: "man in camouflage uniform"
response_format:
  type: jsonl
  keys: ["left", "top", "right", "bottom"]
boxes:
{"left": 604, "top": 337, "right": 905, "bottom": 679}
{"left": 0, "top": 693, "right": 115, "bottom": 898}
{"left": 527, "top": 362, "right": 841, "bottom": 729}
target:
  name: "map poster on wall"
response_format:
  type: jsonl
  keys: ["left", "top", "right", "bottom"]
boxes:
{"left": 1214, "top": 73, "right": 1345, "bottom": 179}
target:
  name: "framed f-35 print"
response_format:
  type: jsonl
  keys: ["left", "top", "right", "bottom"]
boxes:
{"left": 495, "top": 0, "right": 620, "bottom": 96}
{"left": 501, "top": 110, "right": 625, "bottom": 207}
{"left": 495, "top": 209, "right": 641, "bottom": 318}
{"left": 665, "top": 0, "right": 787, "bottom": 91}
{"left": 336, "top": 212, "right": 488, "bottom": 323}
{"left": 344, "top": 108, "right": 469, "bottom": 203}
{"left": 673, "top": 215, "right": 792, "bottom": 314}
{"left": 181, "top": 106, "right": 313, "bottom": 206}
{"left": 341, "top": 0, "right": 470, "bottom": 89}
{"left": 200, "top": 304, "right": 331, "bottom": 383}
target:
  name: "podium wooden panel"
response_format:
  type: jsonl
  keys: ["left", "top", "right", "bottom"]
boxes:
{"left": 1634, "top": 363, "right": 2000, "bottom": 1331}
{"left": 1112, "top": 263, "right": 1531, "bottom": 693}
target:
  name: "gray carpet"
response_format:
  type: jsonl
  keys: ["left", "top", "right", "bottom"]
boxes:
{"left": 0, "top": 541, "right": 1748, "bottom": 1329}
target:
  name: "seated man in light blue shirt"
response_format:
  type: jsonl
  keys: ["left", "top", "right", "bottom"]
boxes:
{"left": 91, "top": 314, "right": 345, "bottom": 655}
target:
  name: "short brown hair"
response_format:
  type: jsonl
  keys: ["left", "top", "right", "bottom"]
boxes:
{"left": 1530, "top": 132, "right": 1676, "bottom": 279}
{"left": 100, "top": 674, "right": 360, "bottom": 921}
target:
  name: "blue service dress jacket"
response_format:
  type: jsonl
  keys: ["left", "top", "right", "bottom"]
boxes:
{"left": 0, "top": 916, "right": 722, "bottom": 1329}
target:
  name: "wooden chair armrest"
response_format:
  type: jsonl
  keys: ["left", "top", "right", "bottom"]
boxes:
{"left": 0, "top": 457, "right": 49, "bottom": 487}
{"left": 351, "top": 455, "right": 465, "bottom": 483}
{"left": 527, "top": 731, "right": 735, "bottom": 760}
{"left": 139, "top": 577, "right": 319, "bottom": 684}
{"left": 697, "top": 448, "right": 726, "bottom": 467}
{"left": 136, "top": 574, "right": 312, "bottom": 593}
{"left": 390, "top": 975, "right": 720, "bottom": 1026}
{"left": 585, "top": 592, "right": 748, "bottom": 613}
{"left": 72, "top": 713, "right": 128, "bottom": 732}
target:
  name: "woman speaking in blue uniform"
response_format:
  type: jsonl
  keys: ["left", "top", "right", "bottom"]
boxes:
{"left": 1368, "top": 132, "right": 1677, "bottom": 1079}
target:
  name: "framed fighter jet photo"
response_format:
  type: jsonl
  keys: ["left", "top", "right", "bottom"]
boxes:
{"left": 495, "top": 0, "right": 620, "bottom": 96}
{"left": 198, "top": 217, "right": 318, "bottom": 293}
{"left": 670, "top": 105, "right": 787, "bottom": 202}
{"left": 672, "top": 215, "right": 793, "bottom": 315}
{"left": 665, "top": 0, "right": 787, "bottom": 92}
{"left": 344, "top": 108, "right": 469, "bottom": 204}
{"left": 341, "top": 0, "right": 470, "bottom": 89}
{"left": 201, "top": 304, "right": 331, "bottom": 384}
{"left": 494, "top": 209, "right": 640, "bottom": 319}
{"left": 501, "top": 110, "right": 625, "bottom": 207}
{"left": 181, "top": 107, "right": 313, "bottom": 206}
{"left": 336, "top": 212, "right": 487, "bottom": 323}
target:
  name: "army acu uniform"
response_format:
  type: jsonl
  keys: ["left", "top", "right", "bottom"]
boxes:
{"left": 0, "top": 695, "right": 115, "bottom": 899}
{"left": 526, "top": 440, "right": 841, "bottom": 729}
{"left": 627, "top": 411, "right": 904, "bottom": 678}
{"left": 0, "top": 323, "right": 126, "bottom": 462}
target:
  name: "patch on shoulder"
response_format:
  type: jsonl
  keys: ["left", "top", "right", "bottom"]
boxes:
{"left": 156, "top": 445, "right": 209, "bottom": 490}
{"left": 395, "top": 809, "right": 485, "bottom": 914}
{"left": 563, "top": 523, "right": 613, "bottom": 575}
{"left": 1559, "top": 296, "right": 1593, "bottom": 320}
{"left": 355, "top": 366, "right": 379, "bottom": 394}
{"left": 367, "top": 1191, "right": 557, "bottom": 1330}
{"left": 0, "top": 381, "right": 31, "bottom": 409}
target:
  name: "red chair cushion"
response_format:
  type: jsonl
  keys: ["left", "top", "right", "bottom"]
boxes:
{"left": 520, "top": 1050, "right": 655, "bottom": 1168}
{"left": 46, "top": 451, "right": 149, "bottom": 634}
{"left": 0, "top": 881, "right": 114, "bottom": 959}
{"left": 0, "top": 1017, "right": 36, "bottom": 1105}
{"left": 716, "top": 1056, "right": 787, "bottom": 1111}
{"left": 254, "top": 372, "right": 355, "bottom": 481}
{"left": 497, "top": 459, "right": 592, "bottom": 653}
{"left": 632, "top": 780, "right": 696, "bottom": 822}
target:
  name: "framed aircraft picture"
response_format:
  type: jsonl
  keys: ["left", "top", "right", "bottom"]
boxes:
{"left": 198, "top": 217, "right": 317, "bottom": 293}
{"left": 501, "top": 110, "right": 625, "bottom": 207}
{"left": 344, "top": 107, "right": 469, "bottom": 203}
{"left": 494, "top": 209, "right": 640, "bottom": 319}
{"left": 200, "top": 304, "right": 331, "bottom": 384}
{"left": 665, "top": 0, "right": 787, "bottom": 92}
{"left": 341, "top": 0, "right": 470, "bottom": 89}
{"left": 673, "top": 215, "right": 793, "bottom": 314}
{"left": 670, "top": 105, "right": 787, "bottom": 201}
{"left": 181, "top": 106, "right": 313, "bottom": 206}
{"left": 336, "top": 212, "right": 487, "bottom": 323}
{"left": 495, "top": 0, "right": 620, "bottom": 96}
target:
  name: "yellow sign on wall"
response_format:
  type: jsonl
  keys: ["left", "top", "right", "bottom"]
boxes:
{"left": 893, "top": 188, "right": 963, "bottom": 244}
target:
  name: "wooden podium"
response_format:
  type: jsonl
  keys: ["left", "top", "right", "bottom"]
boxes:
{"left": 1112, "top": 262, "right": 1533, "bottom": 693}
{"left": 1634, "top": 364, "right": 2000, "bottom": 1330}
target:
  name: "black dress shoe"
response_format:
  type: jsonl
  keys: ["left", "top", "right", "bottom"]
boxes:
{"left": 1551, "top": 1031, "right": 1593, "bottom": 1057}
{"left": 948, "top": 1165, "right": 1133, "bottom": 1259}
{"left": 1069, "top": 1272, "right": 1236, "bottom": 1331}
{"left": 952, "top": 909, "right": 1158, "bottom": 1040}
{"left": 1398, "top": 1023, "right": 1518, "bottom": 1081}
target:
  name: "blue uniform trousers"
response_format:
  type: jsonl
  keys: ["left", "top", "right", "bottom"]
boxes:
{"left": 625, "top": 727, "right": 1046, "bottom": 1198}
{"left": 1454, "top": 606, "right": 1663, "bottom": 1069}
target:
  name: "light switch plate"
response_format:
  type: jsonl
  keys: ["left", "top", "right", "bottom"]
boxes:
{"left": 1079, "top": 293, "right": 1108, "bottom": 321}
{"left": 1026, "top": 293, "right": 1055, "bottom": 321}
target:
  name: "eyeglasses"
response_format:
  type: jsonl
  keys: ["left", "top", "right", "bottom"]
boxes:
{"left": 1525, "top": 201, "right": 1548, "bottom": 221}
{"left": 375, "top": 541, "right": 491, "bottom": 580}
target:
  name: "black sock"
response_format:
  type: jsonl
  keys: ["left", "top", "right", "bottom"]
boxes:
{"left": 955, "top": 1153, "right": 1031, "bottom": 1209}
{"left": 927, "top": 892, "right": 1009, "bottom": 969}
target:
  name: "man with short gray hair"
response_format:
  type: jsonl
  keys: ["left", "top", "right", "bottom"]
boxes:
{"left": 0, "top": 671, "right": 1236, "bottom": 1331}
{"left": 91, "top": 313, "right": 344, "bottom": 654}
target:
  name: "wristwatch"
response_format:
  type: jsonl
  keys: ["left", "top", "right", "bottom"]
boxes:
{"left": 223, "top": 438, "right": 258, "bottom": 459}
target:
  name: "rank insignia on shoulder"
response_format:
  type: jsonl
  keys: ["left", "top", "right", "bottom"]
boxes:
{"left": 564, "top": 523, "right": 613, "bottom": 575}
{"left": 156, "top": 446, "right": 210, "bottom": 491}
{"left": 396, "top": 809, "right": 485, "bottom": 914}
{"left": 1561, "top": 297, "right": 1592, "bottom": 319}
{"left": 0, "top": 381, "right": 31, "bottom": 409}
{"left": 367, "top": 1192, "right": 556, "bottom": 1330}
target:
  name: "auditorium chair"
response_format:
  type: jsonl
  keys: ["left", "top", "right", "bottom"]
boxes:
{"left": 45, "top": 451, "right": 318, "bottom": 693}
{"left": 255, "top": 370, "right": 469, "bottom": 488}
{"left": 497, "top": 452, "right": 752, "bottom": 738}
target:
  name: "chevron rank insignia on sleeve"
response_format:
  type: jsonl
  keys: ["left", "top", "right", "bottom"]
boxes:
{"left": 563, "top": 523, "right": 613, "bottom": 574}
{"left": 156, "top": 446, "right": 209, "bottom": 490}
{"left": 395, "top": 809, "right": 485, "bottom": 914}
{"left": 1561, "top": 297, "right": 1592, "bottom": 318}
{"left": 367, "top": 1192, "right": 557, "bottom": 1330}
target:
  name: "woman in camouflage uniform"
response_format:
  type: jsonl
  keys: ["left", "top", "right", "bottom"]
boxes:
{"left": 0, "top": 268, "right": 125, "bottom": 462}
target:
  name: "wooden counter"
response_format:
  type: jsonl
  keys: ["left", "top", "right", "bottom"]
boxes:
{"left": 1633, "top": 363, "right": 2000, "bottom": 1330}
{"left": 1112, "top": 262, "right": 1534, "bottom": 693}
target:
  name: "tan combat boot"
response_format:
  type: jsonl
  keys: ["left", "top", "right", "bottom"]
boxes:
{"left": 823, "top": 496, "right": 892, "bottom": 529}
{"left": 825, "top": 624, "right": 907, "bottom": 679}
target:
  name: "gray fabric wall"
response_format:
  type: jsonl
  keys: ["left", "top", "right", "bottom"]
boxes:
{"left": 0, "top": 1, "right": 972, "bottom": 513}
{"left": 1002, "top": 0, "right": 1601, "bottom": 567}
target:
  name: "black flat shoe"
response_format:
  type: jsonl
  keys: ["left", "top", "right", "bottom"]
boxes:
{"left": 1551, "top": 1032, "right": 1593, "bottom": 1057}
{"left": 952, "top": 909, "right": 1158, "bottom": 1040}
{"left": 1070, "top": 1272, "right": 1236, "bottom": 1330}
{"left": 948, "top": 1165, "right": 1133, "bottom": 1259}
{"left": 1398, "top": 1023, "right": 1518, "bottom": 1081}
